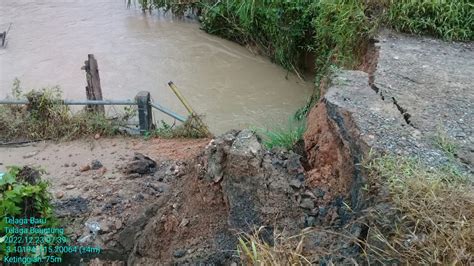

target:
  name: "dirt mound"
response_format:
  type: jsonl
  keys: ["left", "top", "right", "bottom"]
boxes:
{"left": 127, "top": 130, "right": 348, "bottom": 264}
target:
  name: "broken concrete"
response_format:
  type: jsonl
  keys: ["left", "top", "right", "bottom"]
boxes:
{"left": 304, "top": 30, "right": 472, "bottom": 211}
{"left": 373, "top": 29, "right": 474, "bottom": 168}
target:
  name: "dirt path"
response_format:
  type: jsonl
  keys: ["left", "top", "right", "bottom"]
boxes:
{"left": 0, "top": 137, "right": 210, "bottom": 263}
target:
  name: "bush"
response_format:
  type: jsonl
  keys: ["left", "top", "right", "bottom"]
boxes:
{"left": 0, "top": 166, "right": 62, "bottom": 261}
{"left": 0, "top": 82, "right": 127, "bottom": 142}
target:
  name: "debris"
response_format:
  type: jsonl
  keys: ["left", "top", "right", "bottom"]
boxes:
{"left": 23, "top": 151, "right": 39, "bottom": 159}
{"left": 122, "top": 153, "right": 157, "bottom": 175}
{"left": 299, "top": 198, "right": 315, "bottom": 210}
{"left": 179, "top": 218, "right": 189, "bottom": 227}
{"left": 289, "top": 179, "right": 303, "bottom": 189}
{"left": 80, "top": 164, "right": 91, "bottom": 172}
{"left": 85, "top": 221, "right": 101, "bottom": 235}
{"left": 173, "top": 249, "right": 186, "bottom": 258}
{"left": 91, "top": 159, "right": 103, "bottom": 170}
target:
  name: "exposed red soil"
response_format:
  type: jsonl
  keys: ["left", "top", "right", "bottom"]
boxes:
{"left": 303, "top": 103, "right": 354, "bottom": 203}
{"left": 130, "top": 161, "right": 228, "bottom": 264}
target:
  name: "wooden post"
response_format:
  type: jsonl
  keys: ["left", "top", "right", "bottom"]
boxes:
{"left": 82, "top": 54, "right": 104, "bottom": 114}
{"left": 1, "top": 31, "right": 5, "bottom": 47}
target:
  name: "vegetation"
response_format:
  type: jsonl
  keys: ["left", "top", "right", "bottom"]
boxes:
{"left": 135, "top": 0, "right": 473, "bottom": 119}
{"left": 434, "top": 128, "right": 458, "bottom": 159}
{"left": 237, "top": 227, "right": 310, "bottom": 265}
{"left": 237, "top": 155, "right": 473, "bottom": 264}
{"left": 148, "top": 114, "right": 211, "bottom": 139}
{"left": 256, "top": 118, "right": 306, "bottom": 150}
{"left": 0, "top": 81, "right": 129, "bottom": 142}
{"left": 0, "top": 166, "right": 64, "bottom": 261}
{"left": 387, "top": 0, "right": 473, "bottom": 41}
{"left": 364, "top": 155, "right": 473, "bottom": 264}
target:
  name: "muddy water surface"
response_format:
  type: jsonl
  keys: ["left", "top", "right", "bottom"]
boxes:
{"left": 0, "top": 0, "right": 312, "bottom": 133}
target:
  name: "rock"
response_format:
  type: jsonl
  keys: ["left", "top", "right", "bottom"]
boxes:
{"left": 126, "top": 173, "right": 141, "bottom": 179}
{"left": 80, "top": 164, "right": 91, "bottom": 172}
{"left": 23, "top": 151, "right": 39, "bottom": 159}
{"left": 289, "top": 179, "right": 303, "bottom": 189}
{"left": 63, "top": 163, "right": 70, "bottom": 167}
{"left": 74, "top": 172, "right": 81, "bottom": 177}
{"left": 173, "top": 249, "right": 186, "bottom": 258}
{"left": 299, "top": 198, "right": 315, "bottom": 210}
{"left": 94, "top": 133, "right": 101, "bottom": 140}
{"left": 305, "top": 216, "right": 317, "bottom": 227}
{"left": 286, "top": 153, "right": 303, "bottom": 174}
{"left": 98, "top": 167, "right": 107, "bottom": 176}
{"left": 133, "top": 194, "right": 145, "bottom": 202}
{"left": 65, "top": 185, "right": 75, "bottom": 190}
{"left": 122, "top": 153, "right": 157, "bottom": 175}
{"left": 56, "top": 191, "right": 65, "bottom": 199}
{"left": 179, "top": 218, "right": 189, "bottom": 227}
{"left": 71, "top": 162, "right": 77, "bottom": 167}
{"left": 91, "top": 160, "right": 103, "bottom": 170}
{"left": 115, "top": 220, "right": 123, "bottom": 230}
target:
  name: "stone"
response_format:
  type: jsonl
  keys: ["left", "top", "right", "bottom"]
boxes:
{"left": 173, "top": 249, "right": 186, "bottom": 258}
{"left": 91, "top": 160, "right": 103, "bottom": 170}
{"left": 71, "top": 162, "right": 77, "bottom": 167}
{"left": 94, "top": 133, "right": 101, "bottom": 140}
{"left": 289, "top": 179, "right": 303, "bottom": 189}
{"left": 80, "top": 164, "right": 91, "bottom": 172}
{"left": 65, "top": 185, "right": 75, "bottom": 190}
{"left": 23, "top": 151, "right": 39, "bottom": 159}
{"left": 179, "top": 218, "right": 189, "bottom": 227}
{"left": 305, "top": 216, "right": 316, "bottom": 227}
{"left": 115, "top": 220, "right": 123, "bottom": 230}
{"left": 56, "top": 191, "right": 65, "bottom": 199}
{"left": 63, "top": 163, "right": 70, "bottom": 167}
{"left": 299, "top": 198, "right": 315, "bottom": 210}
{"left": 122, "top": 153, "right": 157, "bottom": 175}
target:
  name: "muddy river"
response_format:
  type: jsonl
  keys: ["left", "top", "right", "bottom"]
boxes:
{"left": 0, "top": 0, "right": 312, "bottom": 133}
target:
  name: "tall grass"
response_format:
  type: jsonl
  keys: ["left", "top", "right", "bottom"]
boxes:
{"left": 387, "top": 0, "right": 473, "bottom": 41}
{"left": 256, "top": 118, "right": 306, "bottom": 150}
{"left": 364, "top": 155, "right": 473, "bottom": 264}
{"left": 201, "top": 0, "right": 315, "bottom": 71}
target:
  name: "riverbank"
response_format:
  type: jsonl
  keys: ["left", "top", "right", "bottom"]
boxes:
{"left": 1, "top": 1, "right": 473, "bottom": 265}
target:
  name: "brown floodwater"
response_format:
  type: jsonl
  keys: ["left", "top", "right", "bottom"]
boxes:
{"left": 0, "top": 0, "right": 312, "bottom": 134}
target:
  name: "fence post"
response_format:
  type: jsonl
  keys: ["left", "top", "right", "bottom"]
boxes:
{"left": 135, "top": 91, "right": 153, "bottom": 135}
{"left": 82, "top": 54, "right": 105, "bottom": 114}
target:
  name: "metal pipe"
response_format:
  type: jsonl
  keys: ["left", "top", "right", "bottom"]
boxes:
{"left": 0, "top": 98, "right": 186, "bottom": 122}
{"left": 149, "top": 102, "right": 186, "bottom": 122}
{"left": 64, "top": 100, "right": 136, "bottom": 105}
{"left": 0, "top": 99, "right": 137, "bottom": 105}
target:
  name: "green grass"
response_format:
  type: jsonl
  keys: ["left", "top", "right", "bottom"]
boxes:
{"left": 433, "top": 128, "right": 458, "bottom": 159}
{"left": 387, "top": 0, "right": 473, "bottom": 41}
{"left": 256, "top": 118, "right": 306, "bottom": 150}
